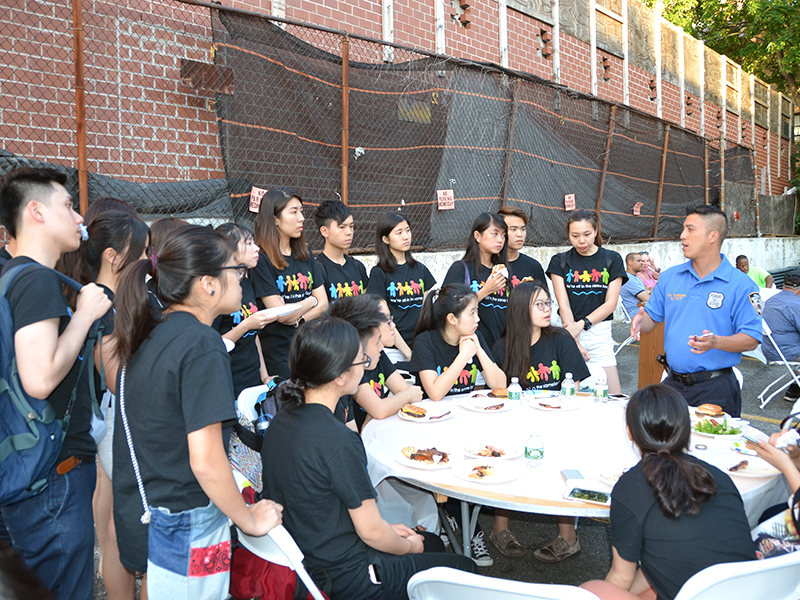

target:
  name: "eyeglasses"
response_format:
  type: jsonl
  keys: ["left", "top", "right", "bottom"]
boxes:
{"left": 384, "top": 314, "right": 395, "bottom": 326}
{"left": 220, "top": 264, "right": 247, "bottom": 281}
{"left": 532, "top": 300, "right": 552, "bottom": 311}
{"left": 351, "top": 353, "right": 372, "bottom": 369}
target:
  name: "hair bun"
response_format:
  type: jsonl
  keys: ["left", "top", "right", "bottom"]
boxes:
{"left": 277, "top": 379, "right": 306, "bottom": 407}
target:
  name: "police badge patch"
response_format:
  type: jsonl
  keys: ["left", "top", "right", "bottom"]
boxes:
{"left": 707, "top": 292, "right": 724, "bottom": 309}
{"left": 748, "top": 291, "right": 763, "bottom": 316}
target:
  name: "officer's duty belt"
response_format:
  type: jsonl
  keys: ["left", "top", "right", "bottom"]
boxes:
{"left": 669, "top": 367, "right": 733, "bottom": 387}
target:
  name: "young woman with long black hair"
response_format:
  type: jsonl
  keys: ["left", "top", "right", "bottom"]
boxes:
{"left": 581, "top": 385, "right": 755, "bottom": 600}
{"left": 112, "top": 227, "right": 282, "bottom": 600}
{"left": 262, "top": 317, "right": 476, "bottom": 600}
{"left": 443, "top": 212, "right": 509, "bottom": 349}
{"left": 546, "top": 209, "right": 626, "bottom": 394}
{"left": 251, "top": 187, "right": 328, "bottom": 379}
{"left": 490, "top": 281, "right": 591, "bottom": 561}
{"left": 366, "top": 212, "right": 435, "bottom": 362}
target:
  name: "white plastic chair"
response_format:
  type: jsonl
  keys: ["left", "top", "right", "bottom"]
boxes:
{"left": 407, "top": 567, "right": 600, "bottom": 600}
{"left": 236, "top": 384, "right": 271, "bottom": 421}
{"left": 673, "top": 551, "right": 800, "bottom": 600}
{"left": 758, "top": 320, "right": 800, "bottom": 409}
{"left": 237, "top": 525, "right": 327, "bottom": 600}
{"left": 614, "top": 300, "right": 636, "bottom": 356}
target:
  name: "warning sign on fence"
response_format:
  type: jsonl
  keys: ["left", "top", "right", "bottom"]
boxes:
{"left": 564, "top": 194, "right": 576, "bottom": 212}
{"left": 249, "top": 186, "right": 267, "bottom": 213}
{"left": 437, "top": 189, "right": 455, "bottom": 211}
{"left": 633, "top": 202, "right": 644, "bottom": 216}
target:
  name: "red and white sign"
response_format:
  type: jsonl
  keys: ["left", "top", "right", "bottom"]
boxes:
{"left": 437, "top": 189, "right": 455, "bottom": 211}
{"left": 564, "top": 194, "right": 576, "bottom": 211}
{"left": 249, "top": 186, "right": 267, "bottom": 213}
{"left": 633, "top": 202, "right": 644, "bottom": 216}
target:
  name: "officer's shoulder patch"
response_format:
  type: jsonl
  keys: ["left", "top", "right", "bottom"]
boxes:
{"left": 748, "top": 291, "right": 763, "bottom": 316}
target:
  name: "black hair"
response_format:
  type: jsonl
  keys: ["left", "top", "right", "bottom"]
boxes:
{"left": 686, "top": 205, "right": 728, "bottom": 242}
{"left": 314, "top": 199, "right": 352, "bottom": 230}
{"left": 0, "top": 167, "right": 68, "bottom": 238}
{"left": 148, "top": 217, "right": 192, "bottom": 256}
{"left": 375, "top": 212, "right": 417, "bottom": 273}
{"left": 216, "top": 222, "right": 255, "bottom": 249}
{"left": 0, "top": 539, "right": 54, "bottom": 600}
{"left": 735, "top": 255, "right": 748, "bottom": 265}
{"left": 414, "top": 284, "right": 477, "bottom": 338}
{"left": 63, "top": 210, "right": 149, "bottom": 308}
{"left": 328, "top": 294, "right": 388, "bottom": 344}
{"left": 566, "top": 209, "right": 603, "bottom": 247}
{"left": 500, "top": 281, "right": 571, "bottom": 385}
{"left": 626, "top": 385, "right": 717, "bottom": 519}
{"left": 784, "top": 269, "right": 800, "bottom": 288}
{"left": 114, "top": 226, "right": 235, "bottom": 364}
{"left": 462, "top": 212, "right": 508, "bottom": 278}
{"left": 254, "top": 186, "right": 310, "bottom": 269}
{"left": 625, "top": 252, "right": 641, "bottom": 267}
{"left": 277, "top": 317, "right": 361, "bottom": 408}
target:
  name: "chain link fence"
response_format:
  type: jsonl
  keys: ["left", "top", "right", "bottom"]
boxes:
{"left": 1, "top": 0, "right": 759, "bottom": 250}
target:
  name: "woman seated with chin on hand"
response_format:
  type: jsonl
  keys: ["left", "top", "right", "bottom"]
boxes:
{"left": 581, "top": 385, "right": 755, "bottom": 600}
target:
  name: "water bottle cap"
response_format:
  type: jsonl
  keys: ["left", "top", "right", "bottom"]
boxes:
{"left": 565, "top": 372, "right": 573, "bottom": 378}
{"left": 511, "top": 377, "right": 518, "bottom": 383}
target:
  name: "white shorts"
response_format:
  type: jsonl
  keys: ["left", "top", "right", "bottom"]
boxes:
{"left": 578, "top": 320, "right": 617, "bottom": 368}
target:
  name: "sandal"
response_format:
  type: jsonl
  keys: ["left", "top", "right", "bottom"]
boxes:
{"left": 489, "top": 529, "right": 526, "bottom": 557}
{"left": 533, "top": 535, "right": 580, "bottom": 563}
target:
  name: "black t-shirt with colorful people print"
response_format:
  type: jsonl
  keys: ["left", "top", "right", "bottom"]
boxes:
{"left": 366, "top": 262, "right": 436, "bottom": 344}
{"left": 508, "top": 253, "right": 547, "bottom": 288}
{"left": 351, "top": 350, "right": 398, "bottom": 430}
{"left": 212, "top": 275, "right": 261, "bottom": 397}
{"left": 411, "top": 329, "right": 494, "bottom": 397}
{"left": 492, "top": 332, "right": 591, "bottom": 391}
{"left": 315, "top": 253, "right": 369, "bottom": 304}
{"left": 251, "top": 252, "right": 323, "bottom": 379}
{"left": 546, "top": 247, "right": 627, "bottom": 322}
{"left": 443, "top": 261, "right": 508, "bottom": 350}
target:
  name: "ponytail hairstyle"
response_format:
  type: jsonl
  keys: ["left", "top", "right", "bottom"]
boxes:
{"left": 566, "top": 209, "right": 603, "bottom": 247}
{"left": 375, "top": 212, "right": 416, "bottom": 273}
{"left": 114, "top": 226, "right": 235, "bottom": 364}
{"left": 278, "top": 317, "right": 361, "bottom": 408}
{"left": 626, "top": 385, "right": 717, "bottom": 519}
{"left": 254, "top": 186, "right": 310, "bottom": 270}
{"left": 64, "top": 210, "right": 149, "bottom": 308}
{"left": 501, "top": 281, "right": 568, "bottom": 383}
{"left": 414, "top": 284, "right": 477, "bottom": 339}
{"left": 462, "top": 212, "right": 508, "bottom": 277}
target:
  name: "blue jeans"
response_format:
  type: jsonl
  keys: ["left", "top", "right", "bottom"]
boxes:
{"left": 0, "top": 460, "right": 96, "bottom": 600}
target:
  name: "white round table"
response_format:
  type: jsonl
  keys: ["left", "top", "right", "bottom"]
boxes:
{"left": 361, "top": 392, "right": 790, "bottom": 556}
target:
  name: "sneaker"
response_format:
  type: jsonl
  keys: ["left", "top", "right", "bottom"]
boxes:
{"left": 489, "top": 528, "right": 526, "bottom": 557}
{"left": 533, "top": 535, "right": 581, "bottom": 563}
{"left": 439, "top": 526, "right": 451, "bottom": 548}
{"left": 470, "top": 531, "right": 494, "bottom": 567}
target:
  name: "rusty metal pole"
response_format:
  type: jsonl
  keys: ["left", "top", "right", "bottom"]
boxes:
{"left": 753, "top": 148, "right": 761, "bottom": 236}
{"left": 72, "top": 0, "right": 88, "bottom": 214}
{"left": 652, "top": 124, "right": 670, "bottom": 239}
{"left": 595, "top": 104, "right": 617, "bottom": 214}
{"left": 341, "top": 35, "right": 350, "bottom": 205}
{"left": 500, "top": 80, "right": 519, "bottom": 207}
{"left": 704, "top": 140, "right": 709, "bottom": 205}
{"left": 719, "top": 132, "right": 725, "bottom": 211}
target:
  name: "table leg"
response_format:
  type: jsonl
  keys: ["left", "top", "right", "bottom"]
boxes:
{"left": 461, "top": 500, "right": 472, "bottom": 558}
{"left": 437, "top": 504, "right": 462, "bottom": 555}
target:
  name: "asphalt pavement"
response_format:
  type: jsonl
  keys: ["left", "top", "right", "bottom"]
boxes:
{"left": 92, "top": 321, "right": 795, "bottom": 598}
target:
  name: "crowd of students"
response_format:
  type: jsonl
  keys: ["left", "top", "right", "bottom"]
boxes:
{"left": 0, "top": 167, "right": 788, "bottom": 600}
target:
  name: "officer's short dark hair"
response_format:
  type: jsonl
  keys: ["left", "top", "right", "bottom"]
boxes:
{"left": 784, "top": 269, "right": 800, "bottom": 289}
{"left": 0, "top": 167, "right": 68, "bottom": 239}
{"left": 687, "top": 205, "right": 727, "bottom": 243}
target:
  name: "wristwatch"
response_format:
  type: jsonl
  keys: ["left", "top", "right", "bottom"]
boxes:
{"left": 583, "top": 318, "right": 593, "bottom": 331}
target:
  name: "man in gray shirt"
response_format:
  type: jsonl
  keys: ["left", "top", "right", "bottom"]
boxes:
{"left": 762, "top": 269, "right": 800, "bottom": 401}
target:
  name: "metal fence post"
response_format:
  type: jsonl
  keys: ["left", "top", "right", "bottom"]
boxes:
{"left": 719, "top": 133, "right": 725, "bottom": 211}
{"left": 652, "top": 124, "right": 670, "bottom": 239}
{"left": 595, "top": 104, "right": 617, "bottom": 215}
{"left": 500, "top": 79, "right": 519, "bottom": 207}
{"left": 704, "top": 140, "right": 710, "bottom": 205}
{"left": 341, "top": 34, "right": 350, "bottom": 205}
{"left": 71, "top": 0, "right": 88, "bottom": 215}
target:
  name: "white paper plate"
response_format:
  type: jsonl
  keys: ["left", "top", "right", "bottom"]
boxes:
{"left": 463, "top": 444, "right": 523, "bottom": 460}
{"left": 525, "top": 390, "right": 562, "bottom": 399}
{"left": 452, "top": 460, "right": 524, "bottom": 484}
{"left": 527, "top": 398, "right": 581, "bottom": 412}
{"left": 260, "top": 304, "right": 302, "bottom": 319}
{"left": 397, "top": 403, "right": 454, "bottom": 423}
{"left": 396, "top": 447, "right": 453, "bottom": 470}
{"left": 692, "top": 421, "right": 746, "bottom": 439}
{"left": 711, "top": 455, "right": 781, "bottom": 479}
{"left": 459, "top": 398, "right": 517, "bottom": 413}
{"left": 596, "top": 470, "right": 628, "bottom": 487}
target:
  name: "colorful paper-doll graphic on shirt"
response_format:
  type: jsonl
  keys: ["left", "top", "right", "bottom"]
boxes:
{"left": 469, "top": 276, "right": 508, "bottom": 310}
{"left": 434, "top": 360, "right": 479, "bottom": 395}
{"left": 231, "top": 301, "right": 259, "bottom": 339}
{"left": 386, "top": 279, "right": 426, "bottom": 309}
{"left": 329, "top": 279, "right": 366, "bottom": 300}
{"left": 276, "top": 271, "right": 314, "bottom": 300}
{"left": 527, "top": 359, "right": 563, "bottom": 390}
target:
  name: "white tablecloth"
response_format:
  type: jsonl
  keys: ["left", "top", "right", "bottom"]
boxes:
{"left": 361, "top": 393, "right": 790, "bottom": 527}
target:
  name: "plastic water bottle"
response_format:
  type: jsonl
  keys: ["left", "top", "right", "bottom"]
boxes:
{"left": 561, "top": 372, "right": 576, "bottom": 397}
{"left": 255, "top": 403, "right": 272, "bottom": 435}
{"left": 525, "top": 433, "right": 544, "bottom": 467}
{"left": 508, "top": 377, "right": 522, "bottom": 401}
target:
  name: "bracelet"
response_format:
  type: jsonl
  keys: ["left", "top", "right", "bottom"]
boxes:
{"left": 310, "top": 295, "right": 319, "bottom": 308}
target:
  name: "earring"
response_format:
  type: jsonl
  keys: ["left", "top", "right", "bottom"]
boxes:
{"left": 211, "top": 290, "right": 215, "bottom": 296}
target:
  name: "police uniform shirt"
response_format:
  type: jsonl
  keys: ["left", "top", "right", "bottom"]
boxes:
{"left": 645, "top": 254, "right": 762, "bottom": 374}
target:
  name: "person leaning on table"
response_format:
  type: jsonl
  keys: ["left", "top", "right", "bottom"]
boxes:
{"left": 580, "top": 385, "right": 756, "bottom": 600}
{"left": 630, "top": 206, "right": 761, "bottom": 418}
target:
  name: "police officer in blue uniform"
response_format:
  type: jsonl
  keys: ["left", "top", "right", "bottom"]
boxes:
{"left": 631, "top": 206, "right": 761, "bottom": 417}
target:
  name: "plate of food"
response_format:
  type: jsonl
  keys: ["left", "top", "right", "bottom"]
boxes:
{"left": 596, "top": 469, "right": 629, "bottom": 487}
{"left": 460, "top": 397, "right": 515, "bottom": 413}
{"left": 452, "top": 461, "right": 524, "bottom": 484}
{"left": 711, "top": 455, "right": 781, "bottom": 479}
{"left": 397, "top": 446, "right": 452, "bottom": 470}
{"left": 397, "top": 402, "right": 453, "bottom": 423}
{"left": 463, "top": 443, "right": 523, "bottom": 460}
{"left": 692, "top": 417, "right": 744, "bottom": 438}
{"left": 527, "top": 396, "right": 581, "bottom": 412}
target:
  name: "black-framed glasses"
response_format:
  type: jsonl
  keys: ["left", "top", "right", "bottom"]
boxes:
{"left": 352, "top": 353, "right": 372, "bottom": 369}
{"left": 533, "top": 300, "right": 552, "bottom": 311}
{"left": 220, "top": 264, "right": 247, "bottom": 281}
